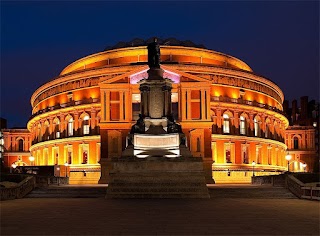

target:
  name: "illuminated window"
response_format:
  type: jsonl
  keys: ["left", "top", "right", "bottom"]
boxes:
{"left": 240, "top": 116, "right": 246, "bottom": 135}
{"left": 268, "top": 147, "right": 272, "bottom": 165}
{"left": 68, "top": 151, "right": 72, "bottom": 164}
{"left": 225, "top": 144, "right": 231, "bottom": 163}
{"left": 18, "top": 139, "right": 24, "bottom": 152}
{"left": 67, "top": 118, "right": 73, "bottom": 137}
{"left": 54, "top": 119, "right": 60, "bottom": 139}
{"left": 242, "top": 144, "right": 248, "bottom": 164}
{"left": 254, "top": 118, "right": 260, "bottom": 137}
{"left": 223, "top": 114, "right": 230, "bottom": 134}
{"left": 83, "top": 115, "right": 90, "bottom": 135}
{"left": 265, "top": 124, "right": 270, "bottom": 138}
{"left": 256, "top": 146, "right": 261, "bottom": 164}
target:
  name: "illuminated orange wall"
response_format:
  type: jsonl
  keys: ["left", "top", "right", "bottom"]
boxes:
{"left": 210, "top": 85, "right": 278, "bottom": 108}
{"left": 36, "top": 87, "right": 100, "bottom": 110}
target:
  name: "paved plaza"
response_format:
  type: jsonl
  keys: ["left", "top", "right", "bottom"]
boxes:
{"left": 1, "top": 188, "right": 319, "bottom": 235}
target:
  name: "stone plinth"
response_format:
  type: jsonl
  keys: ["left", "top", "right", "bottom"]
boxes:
{"left": 106, "top": 157, "right": 210, "bottom": 198}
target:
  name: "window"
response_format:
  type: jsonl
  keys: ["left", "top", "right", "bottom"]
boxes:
{"left": 265, "top": 124, "right": 270, "bottom": 138}
{"left": 18, "top": 139, "right": 24, "bottom": 152}
{"left": 256, "top": 146, "right": 261, "bottom": 164}
{"left": 226, "top": 149, "right": 231, "bottom": 163}
{"left": 223, "top": 114, "right": 230, "bottom": 134}
{"left": 67, "top": 118, "right": 73, "bottom": 136}
{"left": 54, "top": 120, "right": 60, "bottom": 139}
{"left": 68, "top": 151, "right": 72, "bottom": 164}
{"left": 267, "top": 147, "right": 272, "bottom": 165}
{"left": 242, "top": 144, "right": 248, "bottom": 164}
{"left": 294, "top": 137, "right": 299, "bottom": 149}
{"left": 240, "top": 116, "right": 246, "bottom": 135}
{"left": 83, "top": 116, "right": 90, "bottom": 135}
{"left": 82, "top": 151, "right": 88, "bottom": 164}
{"left": 254, "top": 118, "right": 260, "bottom": 137}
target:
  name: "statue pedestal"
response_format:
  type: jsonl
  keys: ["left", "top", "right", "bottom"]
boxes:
{"left": 106, "top": 156, "right": 210, "bottom": 198}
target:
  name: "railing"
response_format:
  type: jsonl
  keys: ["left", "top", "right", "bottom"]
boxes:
{"left": 0, "top": 175, "right": 36, "bottom": 201}
{"left": 35, "top": 176, "right": 69, "bottom": 187}
{"left": 30, "top": 98, "right": 100, "bottom": 119}
{"left": 286, "top": 174, "right": 320, "bottom": 201}
{"left": 252, "top": 174, "right": 285, "bottom": 187}
{"left": 211, "top": 96, "right": 285, "bottom": 115}
{"left": 31, "top": 128, "right": 100, "bottom": 145}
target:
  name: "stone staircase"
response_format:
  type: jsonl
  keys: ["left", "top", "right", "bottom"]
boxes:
{"left": 106, "top": 158, "right": 210, "bottom": 199}
{"left": 107, "top": 173, "right": 209, "bottom": 198}
{"left": 25, "top": 186, "right": 106, "bottom": 198}
{"left": 208, "top": 185, "right": 296, "bottom": 199}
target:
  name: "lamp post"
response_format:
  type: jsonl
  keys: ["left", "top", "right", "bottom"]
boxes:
{"left": 302, "top": 163, "right": 307, "bottom": 172}
{"left": 29, "top": 156, "right": 35, "bottom": 166}
{"left": 285, "top": 153, "right": 292, "bottom": 172}
{"left": 64, "top": 162, "right": 68, "bottom": 177}
{"left": 252, "top": 161, "right": 256, "bottom": 177}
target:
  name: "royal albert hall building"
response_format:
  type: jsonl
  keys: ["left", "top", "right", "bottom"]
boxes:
{"left": 27, "top": 38, "right": 289, "bottom": 184}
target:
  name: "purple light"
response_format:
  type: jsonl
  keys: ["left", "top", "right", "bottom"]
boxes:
{"left": 130, "top": 69, "right": 180, "bottom": 84}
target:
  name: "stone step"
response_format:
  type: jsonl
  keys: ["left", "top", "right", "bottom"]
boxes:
{"left": 26, "top": 187, "right": 106, "bottom": 198}
{"left": 208, "top": 187, "right": 296, "bottom": 199}
{"left": 106, "top": 193, "right": 210, "bottom": 199}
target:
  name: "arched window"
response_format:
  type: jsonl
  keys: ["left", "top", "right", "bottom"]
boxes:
{"left": 67, "top": 118, "right": 73, "bottom": 137}
{"left": 37, "top": 125, "right": 42, "bottom": 142}
{"left": 240, "top": 116, "right": 246, "bottom": 135}
{"left": 18, "top": 139, "right": 24, "bottom": 152}
{"left": 254, "top": 118, "right": 260, "bottom": 137}
{"left": 54, "top": 119, "right": 60, "bottom": 139}
{"left": 83, "top": 115, "right": 90, "bottom": 135}
{"left": 294, "top": 137, "right": 299, "bottom": 149}
{"left": 223, "top": 114, "right": 230, "bottom": 134}
{"left": 265, "top": 123, "right": 270, "bottom": 138}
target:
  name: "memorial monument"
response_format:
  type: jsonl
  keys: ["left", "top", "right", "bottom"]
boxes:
{"left": 106, "top": 38, "right": 210, "bottom": 198}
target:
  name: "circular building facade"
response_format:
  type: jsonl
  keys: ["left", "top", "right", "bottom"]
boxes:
{"left": 27, "top": 39, "right": 289, "bottom": 184}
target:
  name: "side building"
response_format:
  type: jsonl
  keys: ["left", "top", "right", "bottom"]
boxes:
{"left": 284, "top": 97, "right": 319, "bottom": 172}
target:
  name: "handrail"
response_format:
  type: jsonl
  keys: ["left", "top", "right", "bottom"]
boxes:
{"left": 0, "top": 175, "right": 36, "bottom": 201}
{"left": 286, "top": 175, "right": 320, "bottom": 201}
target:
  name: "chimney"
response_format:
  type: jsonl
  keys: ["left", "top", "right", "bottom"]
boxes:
{"left": 292, "top": 100, "right": 298, "bottom": 123}
{"left": 300, "top": 96, "right": 308, "bottom": 120}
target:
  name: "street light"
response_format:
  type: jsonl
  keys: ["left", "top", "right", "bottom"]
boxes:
{"left": 64, "top": 162, "right": 69, "bottom": 177}
{"left": 302, "top": 163, "right": 307, "bottom": 172}
{"left": 29, "top": 156, "right": 35, "bottom": 166}
{"left": 11, "top": 163, "right": 17, "bottom": 173}
{"left": 252, "top": 161, "right": 256, "bottom": 177}
{"left": 285, "top": 153, "right": 292, "bottom": 172}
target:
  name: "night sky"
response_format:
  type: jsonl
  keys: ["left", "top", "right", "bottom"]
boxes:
{"left": 1, "top": 1, "right": 319, "bottom": 128}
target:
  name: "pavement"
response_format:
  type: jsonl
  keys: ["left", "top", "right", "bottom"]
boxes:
{"left": 1, "top": 185, "right": 319, "bottom": 235}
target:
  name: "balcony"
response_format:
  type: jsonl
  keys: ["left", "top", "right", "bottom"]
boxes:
{"left": 30, "top": 98, "right": 100, "bottom": 120}
{"left": 31, "top": 127, "right": 100, "bottom": 145}
{"left": 211, "top": 96, "right": 285, "bottom": 115}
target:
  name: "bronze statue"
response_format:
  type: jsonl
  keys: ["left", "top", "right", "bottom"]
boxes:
{"left": 147, "top": 38, "right": 160, "bottom": 68}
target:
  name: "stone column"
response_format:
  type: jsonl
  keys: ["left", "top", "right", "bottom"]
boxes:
{"left": 181, "top": 89, "right": 186, "bottom": 121}
{"left": 106, "top": 91, "right": 110, "bottom": 121}
{"left": 187, "top": 90, "right": 191, "bottom": 120}
{"left": 201, "top": 89, "right": 206, "bottom": 120}
{"left": 216, "top": 109, "right": 222, "bottom": 134}
{"left": 119, "top": 91, "right": 124, "bottom": 121}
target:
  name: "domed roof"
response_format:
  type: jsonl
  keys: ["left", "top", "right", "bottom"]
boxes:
{"left": 104, "top": 37, "right": 207, "bottom": 51}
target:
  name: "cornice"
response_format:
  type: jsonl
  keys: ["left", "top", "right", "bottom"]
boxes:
{"left": 30, "top": 135, "right": 100, "bottom": 150}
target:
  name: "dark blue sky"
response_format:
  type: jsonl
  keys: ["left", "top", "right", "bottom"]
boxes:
{"left": 1, "top": 1, "right": 319, "bottom": 128}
